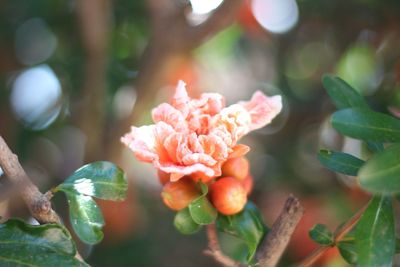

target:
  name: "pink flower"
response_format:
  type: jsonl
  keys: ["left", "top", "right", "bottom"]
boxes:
{"left": 121, "top": 81, "right": 282, "bottom": 183}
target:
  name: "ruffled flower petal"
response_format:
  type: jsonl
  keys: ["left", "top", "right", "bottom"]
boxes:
{"left": 240, "top": 91, "right": 282, "bottom": 130}
{"left": 121, "top": 125, "right": 158, "bottom": 162}
{"left": 122, "top": 81, "right": 282, "bottom": 182}
{"left": 229, "top": 144, "right": 250, "bottom": 158}
{"left": 152, "top": 103, "right": 187, "bottom": 132}
{"left": 157, "top": 163, "right": 216, "bottom": 182}
{"left": 171, "top": 80, "right": 191, "bottom": 118}
{"left": 194, "top": 93, "right": 225, "bottom": 115}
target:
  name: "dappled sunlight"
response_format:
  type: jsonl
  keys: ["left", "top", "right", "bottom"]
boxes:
{"left": 73, "top": 178, "right": 96, "bottom": 196}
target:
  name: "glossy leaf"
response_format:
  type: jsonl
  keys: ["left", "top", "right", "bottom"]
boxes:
{"left": 0, "top": 219, "right": 88, "bottom": 267}
{"left": 356, "top": 196, "right": 395, "bottom": 267}
{"left": 174, "top": 208, "right": 201, "bottom": 235}
{"left": 322, "top": 74, "right": 368, "bottom": 110}
{"left": 189, "top": 196, "right": 217, "bottom": 225}
{"left": 321, "top": 75, "right": 385, "bottom": 154}
{"left": 187, "top": 182, "right": 217, "bottom": 225}
{"left": 309, "top": 224, "right": 334, "bottom": 246}
{"left": 359, "top": 144, "right": 400, "bottom": 193}
{"left": 318, "top": 150, "right": 365, "bottom": 176}
{"left": 331, "top": 108, "right": 400, "bottom": 142}
{"left": 216, "top": 202, "right": 268, "bottom": 263}
{"left": 67, "top": 193, "right": 104, "bottom": 244}
{"left": 58, "top": 161, "right": 127, "bottom": 201}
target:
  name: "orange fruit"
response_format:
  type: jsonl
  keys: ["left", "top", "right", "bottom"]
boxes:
{"left": 210, "top": 177, "right": 247, "bottom": 215}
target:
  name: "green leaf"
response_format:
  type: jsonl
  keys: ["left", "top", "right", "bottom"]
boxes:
{"left": 217, "top": 233, "right": 250, "bottom": 263}
{"left": 187, "top": 182, "right": 217, "bottom": 225}
{"left": 309, "top": 224, "right": 334, "bottom": 246}
{"left": 198, "top": 181, "right": 208, "bottom": 195}
{"left": 336, "top": 229, "right": 357, "bottom": 264}
{"left": 318, "top": 150, "right": 365, "bottom": 176}
{"left": 67, "top": 193, "right": 104, "bottom": 244}
{"left": 58, "top": 161, "right": 127, "bottom": 201}
{"left": 331, "top": 108, "right": 400, "bottom": 143}
{"left": 359, "top": 144, "right": 400, "bottom": 193}
{"left": 216, "top": 202, "right": 268, "bottom": 263}
{"left": 189, "top": 196, "right": 217, "bottom": 225}
{"left": 173, "top": 208, "right": 201, "bottom": 235}
{"left": 321, "top": 75, "right": 385, "bottom": 154}
{"left": 322, "top": 74, "right": 369, "bottom": 110}
{"left": 338, "top": 238, "right": 357, "bottom": 264}
{"left": 356, "top": 196, "right": 395, "bottom": 267}
{"left": 0, "top": 219, "right": 88, "bottom": 267}
{"left": 366, "top": 141, "right": 384, "bottom": 153}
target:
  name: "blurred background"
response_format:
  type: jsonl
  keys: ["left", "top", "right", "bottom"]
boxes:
{"left": 1, "top": 0, "right": 400, "bottom": 266}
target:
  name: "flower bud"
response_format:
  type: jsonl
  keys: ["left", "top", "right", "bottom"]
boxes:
{"left": 190, "top": 171, "right": 216, "bottom": 183}
{"left": 210, "top": 177, "right": 247, "bottom": 215}
{"left": 161, "top": 178, "right": 200, "bottom": 211}
{"left": 157, "top": 169, "right": 170, "bottom": 185}
{"left": 242, "top": 174, "right": 254, "bottom": 195}
{"left": 221, "top": 157, "right": 249, "bottom": 180}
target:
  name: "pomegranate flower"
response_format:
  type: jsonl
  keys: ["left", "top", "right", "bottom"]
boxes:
{"left": 121, "top": 81, "right": 282, "bottom": 183}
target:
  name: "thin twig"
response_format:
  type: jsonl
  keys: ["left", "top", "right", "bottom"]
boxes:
{"left": 0, "top": 135, "right": 87, "bottom": 262}
{"left": 298, "top": 202, "right": 368, "bottom": 267}
{"left": 204, "top": 224, "right": 242, "bottom": 267}
{"left": 0, "top": 135, "right": 61, "bottom": 224}
{"left": 255, "top": 195, "right": 304, "bottom": 267}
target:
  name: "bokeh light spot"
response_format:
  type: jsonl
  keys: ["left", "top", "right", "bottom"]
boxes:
{"left": 10, "top": 65, "right": 62, "bottom": 130}
{"left": 15, "top": 18, "right": 57, "bottom": 65}
{"left": 190, "top": 0, "right": 223, "bottom": 15}
{"left": 252, "top": 0, "right": 299, "bottom": 34}
{"left": 337, "top": 44, "right": 381, "bottom": 95}
{"left": 113, "top": 85, "right": 137, "bottom": 120}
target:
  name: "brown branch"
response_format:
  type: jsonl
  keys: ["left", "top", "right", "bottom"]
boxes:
{"left": 0, "top": 135, "right": 61, "bottom": 224}
{"left": 204, "top": 224, "right": 242, "bottom": 267}
{"left": 255, "top": 195, "right": 304, "bottom": 267}
{"left": 146, "top": 0, "right": 182, "bottom": 28}
{"left": 298, "top": 202, "right": 368, "bottom": 267}
{"left": 75, "top": 0, "right": 111, "bottom": 162}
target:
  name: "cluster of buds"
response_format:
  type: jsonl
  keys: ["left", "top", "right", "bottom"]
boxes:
{"left": 122, "top": 81, "right": 281, "bottom": 216}
{"left": 160, "top": 156, "right": 252, "bottom": 215}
